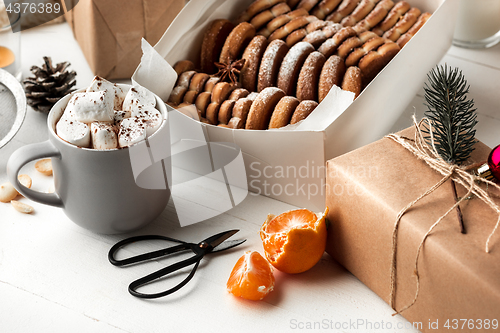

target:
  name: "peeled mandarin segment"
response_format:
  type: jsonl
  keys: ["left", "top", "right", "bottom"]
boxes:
{"left": 260, "top": 208, "right": 328, "bottom": 274}
{"left": 227, "top": 251, "right": 275, "bottom": 301}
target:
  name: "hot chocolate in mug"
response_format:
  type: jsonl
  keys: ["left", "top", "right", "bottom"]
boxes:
{"left": 7, "top": 84, "right": 171, "bottom": 234}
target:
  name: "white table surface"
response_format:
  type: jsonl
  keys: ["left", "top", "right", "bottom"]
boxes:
{"left": 1, "top": 21, "right": 499, "bottom": 333}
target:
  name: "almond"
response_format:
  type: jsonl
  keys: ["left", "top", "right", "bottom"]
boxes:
{"left": 11, "top": 200, "right": 34, "bottom": 214}
{"left": 18, "top": 174, "right": 32, "bottom": 189}
{"left": 0, "top": 182, "right": 18, "bottom": 203}
{"left": 35, "top": 159, "right": 53, "bottom": 176}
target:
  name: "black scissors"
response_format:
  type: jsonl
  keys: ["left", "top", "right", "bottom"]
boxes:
{"left": 108, "top": 230, "right": 246, "bottom": 299}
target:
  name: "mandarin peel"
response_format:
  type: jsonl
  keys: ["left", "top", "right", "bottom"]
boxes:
{"left": 260, "top": 208, "right": 328, "bottom": 274}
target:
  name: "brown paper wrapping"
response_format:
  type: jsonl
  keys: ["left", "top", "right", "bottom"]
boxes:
{"left": 326, "top": 126, "right": 500, "bottom": 332}
{"left": 62, "top": 0, "right": 185, "bottom": 79}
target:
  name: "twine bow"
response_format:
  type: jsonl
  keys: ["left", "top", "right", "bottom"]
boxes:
{"left": 385, "top": 115, "right": 500, "bottom": 315}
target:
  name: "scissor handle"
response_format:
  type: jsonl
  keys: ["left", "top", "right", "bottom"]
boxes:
{"left": 129, "top": 246, "right": 205, "bottom": 299}
{"left": 108, "top": 235, "right": 188, "bottom": 266}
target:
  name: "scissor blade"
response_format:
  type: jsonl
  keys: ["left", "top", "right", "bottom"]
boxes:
{"left": 202, "top": 229, "right": 239, "bottom": 250}
{"left": 213, "top": 239, "right": 246, "bottom": 252}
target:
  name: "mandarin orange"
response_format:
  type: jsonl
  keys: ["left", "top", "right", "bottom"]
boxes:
{"left": 260, "top": 208, "right": 328, "bottom": 274}
{"left": 227, "top": 251, "right": 275, "bottom": 301}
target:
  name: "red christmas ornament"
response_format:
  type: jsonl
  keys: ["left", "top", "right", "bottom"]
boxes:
{"left": 488, "top": 144, "right": 500, "bottom": 180}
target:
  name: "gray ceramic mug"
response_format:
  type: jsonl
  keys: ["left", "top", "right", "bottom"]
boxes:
{"left": 7, "top": 84, "right": 171, "bottom": 234}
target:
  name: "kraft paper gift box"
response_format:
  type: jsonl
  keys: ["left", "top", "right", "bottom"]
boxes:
{"left": 132, "top": 0, "right": 459, "bottom": 211}
{"left": 62, "top": 0, "right": 185, "bottom": 79}
{"left": 325, "top": 126, "right": 500, "bottom": 332}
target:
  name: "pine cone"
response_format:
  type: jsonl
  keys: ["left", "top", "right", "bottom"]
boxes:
{"left": 23, "top": 56, "right": 77, "bottom": 113}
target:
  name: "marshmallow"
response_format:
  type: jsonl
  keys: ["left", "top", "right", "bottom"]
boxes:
{"left": 135, "top": 106, "right": 163, "bottom": 137}
{"left": 86, "top": 76, "right": 114, "bottom": 93}
{"left": 114, "top": 85, "right": 126, "bottom": 110}
{"left": 113, "top": 110, "right": 131, "bottom": 124}
{"left": 68, "top": 91, "right": 114, "bottom": 123}
{"left": 122, "top": 86, "right": 156, "bottom": 114}
{"left": 56, "top": 114, "right": 91, "bottom": 148}
{"left": 86, "top": 76, "right": 125, "bottom": 110}
{"left": 118, "top": 117, "right": 147, "bottom": 148}
{"left": 62, "top": 98, "right": 77, "bottom": 118}
{"left": 91, "top": 122, "right": 118, "bottom": 150}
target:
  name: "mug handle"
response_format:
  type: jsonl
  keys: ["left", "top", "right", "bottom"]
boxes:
{"left": 7, "top": 140, "right": 64, "bottom": 208}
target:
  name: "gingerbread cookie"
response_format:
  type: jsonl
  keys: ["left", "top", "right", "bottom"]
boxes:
{"left": 383, "top": 7, "right": 421, "bottom": 41}
{"left": 302, "top": 29, "right": 328, "bottom": 48}
{"left": 220, "top": 22, "right": 256, "bottom": 65}
{"left": 246, "top": 87, "right": 286, "bottom": 130}
{"left": 219, "top": 100, "right": 236, "bottom": 124}
{"left": 229, "top": 88, "right": 250, "bottom": 100}
{"left": 317, "top": 26, "right": 356, "bottom": 58}
{"left": 269, "top": 96, "right": 300, "bottom": 128}
{"left": 168, "top": 86, "right": 188, "bottom": 106}
{"left": 204, "top": 77, "right": 220, "bottom": 92}
{"left": 251, "top": 2, "right": 291, "bottom": 30}
{"left": 341, "top": 66, "right": 362, "bottom": 98}
{"left": 297, "top": 51, "right": 327, "bottom": 101}
{"left": 322, "top": 22, "right": 343, "bottom": 38}
{"left": 232, "top": 98, "right": 254, "bottom": 127}
{"left": 345, "top": 35, "right": 385, "bottom": 67}
{"left": 286, "top": 28, "right": 308, "bottom": 47}
{"left": 189, "top": 73, "right": 211, "bottom": 93}
{"left": 173, "top": 60, "right": 195, "bottom": 76}
{"left": 260, "top": 8, "right": 309, "bottom": 37}
{"left": 337, "top": 31, "right": 378, "bottom": 58}
{"left": 206, "top": 102, "right": 221, "bottom": 124}
{"left": 396, "top": 12, "right": 431, "bottom": 47}
{"left": 241, "top": 35, "right": 269, "bottom": 92}
{"left": 326, "top": 0, "right": 359, "bottom": 23}
{"left": 358, "top": 40, "right": 400, "bottom": 85}
{"left": 176, "top": 70, "right": 197, "bottom": 88}
{"left": 306, "top": 20, "right": 329, "bottom": 33}
{"left": 353, "top": 0, "right": 394, "bottom": 34}
{"left": 318, "top": 55, "right": 346, "bottom": 102}
{"left": 236, "top": 0, "right": 287, "bottom": 24}
{"left": 269, "top": 15, "right": 318, "bottom": 41}
{"left": 290, "top": 100, "right": 318, "bottom": 124}
{"left": 340, "top": 0, "right": 381, "bottom": 27}
{"left": 227, "top": 117, "right": 245, "bottom": 129}
{"left": 183, "top": 90, "right": 199, "bottom": 104}
{"left": 258, "top": 39, "right": 290, "bottom": 92}
{"left": 286, "top": 0, "right": 302, "bottom": 8}
{"left": 211, "top": 82, "right": 235, "bottom": 104}
{"left": 277, "top": 41, "right": 315, "bottom": 96}
{"left": 201, "top": 19, "right": 235, "bottom": 73}
{"left": 312, "top": 0, "right": 342, "bottom": 19}
{"left": 195, "top": 92, "right": 212, "bottom": 117}
{"left": 246, "top": 92, "right": 260, "bottom": 101}
{"left": 336, "top": 36, "right": 363, "bottom": 59}
{"left": 372, "top": 1, "right": 410, "bottom": 36}
{"left": 297, "top": 0, "right": 320, "bottom": 11}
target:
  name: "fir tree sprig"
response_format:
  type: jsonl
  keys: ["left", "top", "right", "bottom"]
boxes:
{"left": 423, "top": 64, "right": 478, "bottom": 164}
{"left": 422, "top": 64, "right": 478, "bottom": 234}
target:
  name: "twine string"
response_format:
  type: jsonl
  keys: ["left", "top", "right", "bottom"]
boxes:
{"left": 385, "top": 115, "right": 500, "bottom": 315}
{"left": 388, "top": 170, "right": 453, "bottom": 309}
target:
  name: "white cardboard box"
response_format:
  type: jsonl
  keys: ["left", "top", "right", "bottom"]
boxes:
{"left": 132, "top": 0, "right": 459, "bottom": 211}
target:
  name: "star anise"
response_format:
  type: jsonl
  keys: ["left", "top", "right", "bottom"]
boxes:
{"left": 214, "top": 59, "right": 246, "bottom": 84}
